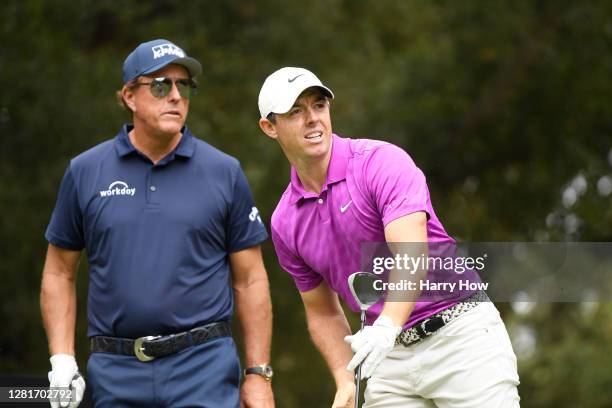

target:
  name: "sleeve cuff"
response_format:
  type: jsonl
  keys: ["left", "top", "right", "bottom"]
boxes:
{"left": 45, "top": 231, "right": 84, "bottom": 251}
{"left": 293, "top": 276, "right": 324, "bottom": 292}
{"left": 382, "top": 207, "right": 430, "bottom": 227}
{"left": 228, "top": 230, "right": 269, "bottom": 253}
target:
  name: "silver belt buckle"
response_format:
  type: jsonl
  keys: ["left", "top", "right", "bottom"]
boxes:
{"left": 134, "top": 336, "right": 160, "bottom": 362}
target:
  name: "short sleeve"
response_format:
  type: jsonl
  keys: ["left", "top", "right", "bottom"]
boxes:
{"left": 45, "top": 166, "right": 85, "bottom": 250}
{"left": 226, "top": 166, "right": 268, "bottom": 252}
{"left": 270, "top": 223, "right": 323, "bottom": 292}
{"left": 364, "top": 144, "right": 431, "bottom": 226}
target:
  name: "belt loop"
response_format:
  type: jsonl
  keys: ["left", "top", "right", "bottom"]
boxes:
{"left": 187, "top": 331, "right": 194, "bottom": 346}
{"left": 116, "top": 338, "right": 123, "bottom": 355}
{"left": 168, "top": 334, "right": 175, "bottom": 353}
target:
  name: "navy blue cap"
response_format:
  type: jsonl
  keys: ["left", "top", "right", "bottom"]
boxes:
{"left": 122, "top": 39, "right": 202, "bottom": 84}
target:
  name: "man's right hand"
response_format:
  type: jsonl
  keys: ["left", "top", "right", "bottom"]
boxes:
{"left": 331, "top": 381, "right": 356, "bottom": 408}
{"left": 48, "top": 354, "right": 85, "bottom": 408}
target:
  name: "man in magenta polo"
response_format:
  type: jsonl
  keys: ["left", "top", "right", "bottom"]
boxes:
{"left": 258, "top": 67, "right": 520, "bottom": 407}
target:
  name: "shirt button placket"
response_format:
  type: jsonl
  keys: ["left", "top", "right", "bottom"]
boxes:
{"left": 146, "top": 167, "right": 160, "bottom": 206}
{"left": 318, "top": 194, "right": 330, "bottom": 223}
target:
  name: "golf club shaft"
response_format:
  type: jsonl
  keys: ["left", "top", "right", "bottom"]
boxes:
{"left": 355, "top": 365, "right": 361, "bottom": 408}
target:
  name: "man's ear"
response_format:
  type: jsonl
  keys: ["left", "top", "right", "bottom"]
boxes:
{"left": 122, "top": 85, "right": 137, "bottom": 112}
{"left": 259, "top": 118, "right": 278, "bottom": 140}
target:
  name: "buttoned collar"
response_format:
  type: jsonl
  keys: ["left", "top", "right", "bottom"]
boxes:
{"left": 288, "top": 134, "right": 350, "bottom": 204}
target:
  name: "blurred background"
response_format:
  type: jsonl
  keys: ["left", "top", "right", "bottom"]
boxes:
{"left": 1, "top": 1, "right": 611, "bottom": 407}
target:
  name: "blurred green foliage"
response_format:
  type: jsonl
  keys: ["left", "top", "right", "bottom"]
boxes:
{"left": 1, "top": 0, "right": 611, "bottom": 406}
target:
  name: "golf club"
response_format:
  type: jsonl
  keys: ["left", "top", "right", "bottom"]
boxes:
{"left": 347, "top": 271, "right": 384, "bottom": 408}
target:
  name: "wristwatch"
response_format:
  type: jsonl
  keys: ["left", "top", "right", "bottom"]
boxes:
{"left": 244, "top": 364, "right": 274, "bottom": 381}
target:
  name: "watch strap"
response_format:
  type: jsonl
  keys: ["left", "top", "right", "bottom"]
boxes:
{"left": 244, "top": 364, "right": 273, "bottom": 380}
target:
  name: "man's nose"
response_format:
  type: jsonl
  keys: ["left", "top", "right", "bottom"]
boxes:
{"left": 167, "top": 81, "right": 182, "bottom": 101}
{"left": 305, "top": 106, "right": 319, "bottom": 124}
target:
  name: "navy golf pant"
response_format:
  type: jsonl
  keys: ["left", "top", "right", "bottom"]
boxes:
{"left": 87, "top": 336, "right": 241, "bottom": 407}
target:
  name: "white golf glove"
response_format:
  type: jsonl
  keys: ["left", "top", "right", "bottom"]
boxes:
{"left": 48, "top": 354, "right": 85, "bottom": 408}
{"left": 345, "top": 315, "right": 402, "bottom": 379}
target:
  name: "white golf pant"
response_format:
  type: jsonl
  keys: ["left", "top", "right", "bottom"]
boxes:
{"left": 364, "top": 302, "right": 520, "bottom": 408}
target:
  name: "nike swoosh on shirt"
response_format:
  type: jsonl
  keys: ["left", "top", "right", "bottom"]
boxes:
{"left": 288, "top": 74, "right": 304, "bottom": 83}
{"left": 340, "top": 200, "right": 353, "bottom": 213}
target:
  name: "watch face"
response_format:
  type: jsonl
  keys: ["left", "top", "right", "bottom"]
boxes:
{"left": 263, "top": 366, "right": 274, "bottom": 378}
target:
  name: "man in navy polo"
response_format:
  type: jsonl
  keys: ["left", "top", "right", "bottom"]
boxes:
{"left": 41, "top": 39, "right": 275, "bottom": 408}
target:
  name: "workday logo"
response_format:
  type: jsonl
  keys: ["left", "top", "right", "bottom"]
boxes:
{"left": 152, "top": 43, "right": 185, "bottom": 59}
{"left": 100, "top": 181, "right": 136, "bottom": 198}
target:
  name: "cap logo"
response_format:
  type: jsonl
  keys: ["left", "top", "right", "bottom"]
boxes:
{"left": 288, "top": 74, "right": 304, "bottom": 83}
{"left": 152, "top": 43, "right": 185, "bottom": 59}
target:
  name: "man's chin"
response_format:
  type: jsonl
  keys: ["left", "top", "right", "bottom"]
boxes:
{"left": 303, "top": 146, "right": 329, "bottom": 160}
{"left": 158, "top": 121, "right": 185, "bottom": 135}
{"left": 304, "top": 137, "right": 331, "bottom": 154}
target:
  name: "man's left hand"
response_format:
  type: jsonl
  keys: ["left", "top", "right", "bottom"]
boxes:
{"left": 345, "top": 315, "right": 402, "bottom": 379}
{"left": 240, "top": 375, "right": 274, "bottom": 408}
{"left": 48, "top": 354, "right": 85, "bottom": 408}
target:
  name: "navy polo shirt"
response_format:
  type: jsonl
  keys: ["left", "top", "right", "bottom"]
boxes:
{"left": 45, "top": 125, "right": 268, "bottom": 338}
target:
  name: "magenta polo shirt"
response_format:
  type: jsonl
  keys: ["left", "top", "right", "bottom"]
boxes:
{"left": 271, "top": 134, "right": 463, "bottom": 329}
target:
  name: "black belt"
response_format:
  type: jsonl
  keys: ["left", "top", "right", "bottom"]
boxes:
{"left": 90, "top": 321, "right": 231, "bottom": 362}
{"left": 396, "top": 291, "right": 490, "bottom": 347}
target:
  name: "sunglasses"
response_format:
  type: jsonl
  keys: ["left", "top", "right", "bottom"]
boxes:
{"left": 134, "top": 77, "right": 198, "bottom": 100}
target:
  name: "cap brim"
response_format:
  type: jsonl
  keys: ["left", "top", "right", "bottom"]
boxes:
{"left": 268, "top": 85, "right": 334, "bottom": 117}
{"left": 142, "top": 56, "right": 203, "bottom": 78}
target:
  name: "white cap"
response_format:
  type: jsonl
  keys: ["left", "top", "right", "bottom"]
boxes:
{"left": 258, "top": 67, "right": 334, "bottom": 118}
